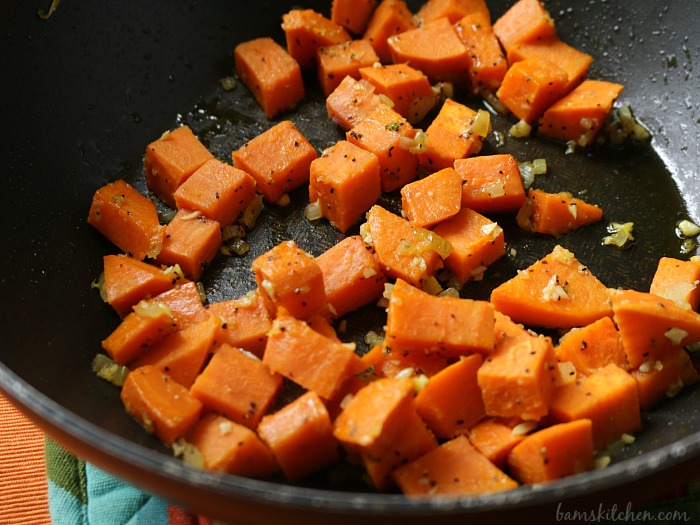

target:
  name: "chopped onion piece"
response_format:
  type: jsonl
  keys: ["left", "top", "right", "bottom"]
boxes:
{"left": 509, "top": 119, "right": 532, "bottom": 138}
{"left": 532, "top": 158, "right": 547, "bottom": 175}
{"left": 172, "top": 438, "right": 204, "bottom": 469}
{"left": 133, "top": 300, "right": 173, "bottom": 319}
{"left": 91, "top": 272, "right": 108, "bottom": 302}
{"left": 304, "top": 200, "right": 323, "bottom": 221}
{"left": 602, "top": 221, "right": 634, "bottom": 248}
{"left": 678, "top": 219, "right": 700, "bottom": 238}
{"left": 241, "top": 194, "right": 263, "bottom": 229}
{"left": 471, "top": 109, "right": 491, "bottom": 138}
{"left": 92, "top": 354, "right": 130, "bottom": 387}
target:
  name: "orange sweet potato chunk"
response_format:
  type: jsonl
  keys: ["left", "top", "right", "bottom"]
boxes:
{"left": 121, "top": 365, "right": 202, "bottom": 446}
{"left": 387, "top": 17, "right": 470, "bottom": 84}
{"left": 400, "top": 167, "right": 462, "bottom": 228}
{"left": 538, "top": 79, "right": 624, "bottom": 147}
{"left": 281, "top": 9, "right": 352, "bottom": 70}
{"left": 315, "top": 235, "right": 387, "bottom": 318}
{"left": 631, "top": 347, "right": 697, "bottom": 411}
{"left": 173, "top": 159, "right": 257, "bottom": 228}
{"left": 251, "top": 240, "right": 327, "bottom": 320}
{"left": 206, "top": 290, "right": 272, "bottom": 358}
{"left": 454, "top": 12, "right": 508, "bottom": 94}
{"left": 257, "top": 391, "right": 340, "bottom": 480}
{"left": 555, "top": 317, "right": 628, "bottom": 376}
{"left": 549, "top": 363, "right": 641, "bottom": 450}
{"left": 496, "top": 58, "right": 569, "bottom": 123}
{"left": 516, "top": 188, "right": 603, "bottom": 236}
{"left": 454, "top": 154, "right": 526, "bottom": 214}
{"left": 317, "top": 40, "right": 379, "bottom": 96}
{"left": 492, "top": 0, "right": 557, "bottom": 53}
{"left": 232, "top": 120, "right": 318, "bottom": 204}
{"left": 419, "top": 98, "right": 485, "bottom": 171}
{"left": 364, "top": 0, "right": 417, "bottom": 63}
{"left": 478, "top": 333, "right": 558, "bottom": 421}
{"left": 359, "top": 63, "right": 438, "bottom": 125}
{"left": 417, "top": 0, "right": 490, "bottom": 24}
{"left": 88, "top": 179, "right": 165, "bottom": 260}
{"left": 309, "top": 139, "right": 381, "bottom": 233}
{"left": 347, "top": 104, "right": 420, "bottom": 192}
{"left": 385, "top": 278, "right": 495, "bottom": 359}
{"left": 468, "top": 418, "right": 527, "bottom": 469}
{"left": 101, "top": 254, "right": 177, "bottom": 318}
{"left": 432, "top": 207, "right": 505, "bottom": 284}
{"left": 393, "top": 435, "right": 518, "bottom": 496}
{"left": 186, "top": 413, "right": 278, "bottom": 477}
{"left": 153, "top": 281, "right": 210, "bottom": 330}
{"left": 649, "top": 257, "right": 700, "bottom": 311}
{"left": 143, "top": 126, "right": 215, "bottom": 209}
{"left": 156, "top": 209, "right": 222, "bottom": 281}
{"left": 190, "top": 344, "right": 283, "bottom": 430}
{"left": 490, "top": 245, "right": 613, "bottom": 329}
{"left": 326, "top": 75, "right": 384, "bottom": 132}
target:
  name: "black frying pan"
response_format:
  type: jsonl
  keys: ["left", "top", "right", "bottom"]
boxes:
{"left": 1, "top": 1, "right": 699, "bottom": 523}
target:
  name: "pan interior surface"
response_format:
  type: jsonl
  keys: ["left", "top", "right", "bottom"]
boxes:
{"left": 1, "top": 0, "right": 699, "bottom": 520}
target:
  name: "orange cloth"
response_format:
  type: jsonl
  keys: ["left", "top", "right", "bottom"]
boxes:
{"left": 0, "top": 392, "right": 52, "bottom": 525}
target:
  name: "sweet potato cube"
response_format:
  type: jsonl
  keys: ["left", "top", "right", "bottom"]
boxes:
{"left": 326, "top": 75, "right": 384, "bottom": 132}
{"left": 400, "top": 167, "right": 462, "bottom": 228}
{"left": 549, "top": 363, "right": 641, "bottom": 450}
{"left": 333, "top": 377, "right": 437, "bottom": 490}
{"left": 538, "top": 79, "right": 624, "bottom": 146}
{"left": 507, "top": 419, "right": 594, "bottom": 483}
{"left": 173, "top": 159, "right": 257, "bottom": 228}
{"left": 156, "top": 209, "right": 222, "bottom": 281}
{"left": 102, "top": 254, "right": 177, "bottom": 318}
{"left": 478, "top": 333, "right": 557, "bottom": 421}
{"left": 143, "top": 126, "right": 214, "bottom": 209}
{"left": 490, "top": 245, "right": 613, "bottom": 329}
{"left": 454, "top": 154, "right": 526, "bottom": 214}
{"left": 555, "top": 317, "right": 628, "bottom": 377}
{"left": 612, "top": 289, "right": 700, "bottom": 369}
{"left": 317, "top": 40, "right": 379, "bottom": 97}
{"left": 232, "top": 120, "right": 318, "bottom": 204}
{"left": 496, "top": 58, "right": 568, "bottom": 123}
{"left": 263, "top": 314, "right": 362, "bottom": 401}
{"left": 359, "top": 63, "right": 438, "bottom": 124}
{"left": 415, "top": 354, "right": 485, "bottom": 439}
{"left": 190, "top": 344, "right": 282, "bottom": 429}
{"left": 507, "top": 38, "right": 592, "bottom": 95}
{"left": 364, "top": 205, "right": 445, "bottom": 288}
{"left": 206, "top": 290, "right": 272, "bottom": 358}
{"left": 363, "top": 0, "right": 417, "bottom": 63}
{"left": 631, "top": 347, "right": 697, "bottom": 411}
{"left": 331, "top": 0, "right": 378, "bottom": 35}
{"left": 363, "top": 342, "right": 449, "bottom": 379}
{"left": 417, "top": 0, "right": 490, "bottom": 24}
{"left": 257, "top": 391, "right": 339, "bottom": 480}
{"left": 252, "top": 240, "right": 327, "bottom": 320}
{"left": 386, "top": 278, "right": 495, "bottom": 358}
{"left": 281, "top": 9, "right": 351, "bottom": 70}
{"left": 492, "top": 0, "right": 557, "bottom": 53}
{"left": 387, "top": 17, "right": 471, "bottom": 84}
{"left": 393, "top": 435, "right": 518, "bottom": 496}
{"left": 516, "top": 188, "right": 603, "bottom": 236}
{"left": 347, "top": 104, "right": 420, "bottom": 192}
{"left": 121, "top": 365, "right": 202, "bottom": 446}
{"left": 101, "top": 304, "right": 176, "bottom": 366}
{"left": 419, "top": 98, "right": 485, "bottom": 171}
{"left": 454, "top": 12, "right": 508, "bottom": 93}
{"left": 153, "top": 281, "right": 210, "bottom": 330}
{"left": 650, "top": 257, "right": 700, "bottom": 311}
{"left": 88, "top": 179, "right": 165, "bottom": 260}
{"left": 234, "top": 37, "right": 305, "bottom": 119}
{"left": 186, "top": 413, "right": 278, "bottom": 477}
{"left": 468, "top": 418, "right": 527, "bottom": 469}
{"left": 315, "top": 235, "right": 387, "bottom": 318}
{"left": 131, "top": 314, "right": 220, "bottom": 388}
{"left": 309, "top": 140, "right": 381, "bottom": 233}
{"left": 432, "top": 207, "right": 505, "bottom": 284}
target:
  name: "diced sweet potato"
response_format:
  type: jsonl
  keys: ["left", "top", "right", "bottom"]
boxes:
{"left": 454, "top": 154, "right": 526, "bottom": 214}
{"left": 234, "top": 37, "right": 305, "bottom": 119}
{"left": 156, "top": 209, "right": 222, "bottom": 281}
{"left": 331, "top": 0, "right": 378, "bottom": 35}
{"left": 326, "top": 75, "right": 385, "bottom": 132}
{"left": 492, "top": 0, "right": 557, "bottom": 53}
{"left": 252, "top": 240, "right": 327, "bottom": 320}
{"left": 281, "top": 9, "right": 352, "bottom": 70}
{"left": 317, "top": 40, "right": 379, "bottom": 96}
{"left": 190, "top": 344, "right": 283, "bottom": 430}
{"left": 173, "top": 159, "right": 257, "bottom": 228}
{"left": 555, "top": 317, "right": 628, "bottom": 376}
{"left": 468, "top": 418, "right": 528, "bottom": 470}
{"left": 454, "top": 12, "right": 508, "bottom": 94}
{"left": 432, "top": 207, "right": 505, "bottom": 284}
{"left": 516, "top": 188, "right": 603, "bottom": 236}
{"left": 417, "top": 0, "right": 490, "bottom": 24}
{"left": 121, "top": 365, "right": 202, "bottom": 446}
{"left": 363, "top": 0, "right": 417, "bottom": 63}
{"left": 206, "top": 290, "right": 272, "bottom": 358}
{"left": 309, "top": 139, "right": 381, "bottom": 233}
{"left": 650, "top": 257, "right": 700, "bottom": 311}
{"left": 400, "top": 167, "right": 462, "bottom": 228}
{"left": 88, "top": 179, "right": 165, "bottom": 260}
{"left": 143, "top": 126, "right": 214, "bottom": 209}
{"left": 257, "top": 391, "right": 340, "bottom": 480}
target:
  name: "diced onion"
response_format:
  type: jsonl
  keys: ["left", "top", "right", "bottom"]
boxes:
{"left": 92, "top": 354, "right": 129, "bottom": 387}
{"left": 678, "top": 219, "right": 700, "bottom": 238}
{"left": 471, "top": 109, "right": 491, "bottom": 138}
{"left": 304, "top": 201, "right": 323, "bottom": 221}
{"left": 133, "top": 300, "right": 173, "bottom": 319}
{"left": 509, "top": 119, "right": 532, "bottom": 138}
